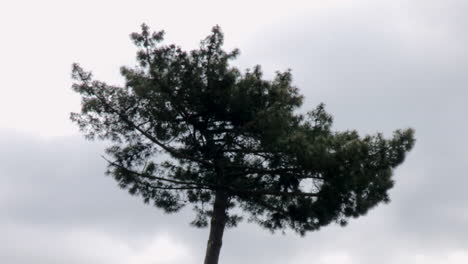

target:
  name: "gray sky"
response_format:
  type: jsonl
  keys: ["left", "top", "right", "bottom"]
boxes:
{"left": 1, "top": 0, "right": 467, "bottom": 263}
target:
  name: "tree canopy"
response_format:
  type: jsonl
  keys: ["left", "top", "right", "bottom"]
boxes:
{"left": 71, "top": 24, "right": 415, "bottom": 264}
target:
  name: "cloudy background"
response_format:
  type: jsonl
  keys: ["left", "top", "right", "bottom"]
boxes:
{"left": 1, "top": 0, "right": 467, "bottom": 263}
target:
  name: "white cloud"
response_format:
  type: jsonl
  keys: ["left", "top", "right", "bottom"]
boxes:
{"left": 292, "top": 251, "right": 354, "bottom": 264}
{"left": 0, "top": 222, "right": 193, "bottom": 264}
{"left": 127, "top": 233, "right": 194, "bottom": 264}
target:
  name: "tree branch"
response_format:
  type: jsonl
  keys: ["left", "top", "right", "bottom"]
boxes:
{"left": 225, "top": 167, "right": 322, "bottom": 180}
{"left": 231, "top": 188, "right": 318, "bottom": 197}
{"left": 103, "top": 156, "right": 216, "bottom": 189}
{"left": 89, "top": 87, "right": 215, "bottom": 167}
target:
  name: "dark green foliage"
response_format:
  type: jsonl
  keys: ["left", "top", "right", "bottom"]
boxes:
{"left": 71, "top": 24, "right": 415, "bottom": 236}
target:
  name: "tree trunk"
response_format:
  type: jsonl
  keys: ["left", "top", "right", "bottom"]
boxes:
{"left": 203, "top": 190, "right": 229, "bottom": 264}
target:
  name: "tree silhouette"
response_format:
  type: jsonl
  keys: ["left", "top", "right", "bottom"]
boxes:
{"left": 71, "top": 24, "right": 415, "bottom": 264}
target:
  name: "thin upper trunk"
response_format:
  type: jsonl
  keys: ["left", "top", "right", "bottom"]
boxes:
{"left": 203, "top": 190, "right": 229, "bottom": 264}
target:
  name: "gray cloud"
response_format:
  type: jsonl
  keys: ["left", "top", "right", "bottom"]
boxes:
{"left": 230, "top": 1, "right": 468, "bottom": 262}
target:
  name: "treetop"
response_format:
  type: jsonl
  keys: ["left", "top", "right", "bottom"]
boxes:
{"left": 71, "top": 24, "right": 415, "bottom": 235}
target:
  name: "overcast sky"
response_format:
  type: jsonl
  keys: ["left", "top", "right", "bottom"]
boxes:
{"left": 1, "top": 0, "right": 467, "bottom": 263}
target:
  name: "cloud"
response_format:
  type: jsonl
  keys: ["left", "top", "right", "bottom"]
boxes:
{"left": 0, "top": 221, "right": 193, "bottom": 264}
{"left": 0, "top": 130, "right": 202, "bottom": 263}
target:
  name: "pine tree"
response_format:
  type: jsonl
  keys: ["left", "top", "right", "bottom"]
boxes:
{"left": 71, "top": 24, "right": 415, "bottom": 264}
